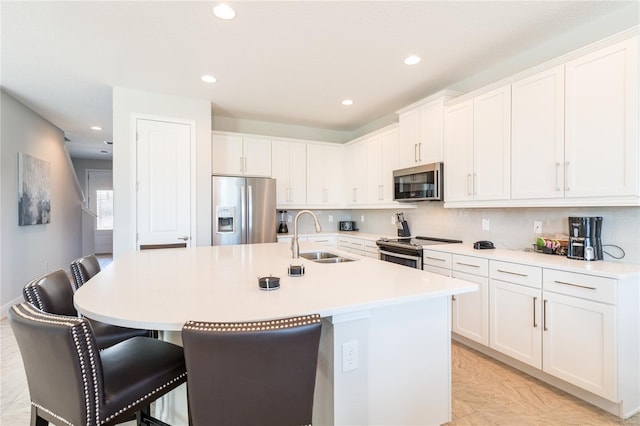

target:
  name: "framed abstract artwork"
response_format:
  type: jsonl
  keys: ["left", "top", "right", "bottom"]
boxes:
{"left": 18, "top": 152, "right": 51, "bottom": 226}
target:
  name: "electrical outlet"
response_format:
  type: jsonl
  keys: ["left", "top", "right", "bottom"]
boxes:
{"left": 533, "top": 221, "right": 543, "bottom": 234}
{"left": 360, "top": 215, "right": 365, "bottom": 223}
{"left": 328, "top": 215, "right": 333, "bottom": 223}
{"left": 342, "top": 341, "right": 359, "bottom": 372}
{"left": 287, "top": 214, "right": 292, "bottom": 223}
{"left": 391, "top": 215, "right": 396, "bottom": 225}
{"left": 482, "top": 218, "right": 490, "bottom": 231}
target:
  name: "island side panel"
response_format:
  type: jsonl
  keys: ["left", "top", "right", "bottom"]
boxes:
{"left": 316, "top": 297, "right": 452, "bottom": 425}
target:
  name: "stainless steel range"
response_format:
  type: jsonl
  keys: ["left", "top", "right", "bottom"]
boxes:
{"left": 376, "top": 236, "right": 462, "bottom": 269}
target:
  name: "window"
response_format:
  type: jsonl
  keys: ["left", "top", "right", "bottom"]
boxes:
{"left": 96, "top": 190, "right": 113, "bottom": 230}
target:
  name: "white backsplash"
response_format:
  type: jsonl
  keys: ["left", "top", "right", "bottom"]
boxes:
{"left": 348, "top": 204, "right": 640, "bottom": 265}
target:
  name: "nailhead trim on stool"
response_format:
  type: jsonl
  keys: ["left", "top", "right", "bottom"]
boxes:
{"left": 183, "top": 313, "right": 321, "bottom": 332}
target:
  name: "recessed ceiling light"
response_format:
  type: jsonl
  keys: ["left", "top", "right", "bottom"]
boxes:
{"left": 341, "top": 99, "right": 354, "bottom": 106}
{"left": 404, "top": 55, "right": 421, "bottom": 65}
{"left": 201, "top": 75, "right": 217, "bottom": 83}
{"left": 90, "top": 126, "right": 102, "bottom": 131}
{"left": 213, "top": 4, "right": 236, "bottom": 20}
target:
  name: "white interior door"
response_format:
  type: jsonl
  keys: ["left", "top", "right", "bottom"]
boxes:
{"left": 136, "top": 118, "right": 192, "bottom": 249}
{"left": 87, "top": 170, "right": 113, "bottom": 254}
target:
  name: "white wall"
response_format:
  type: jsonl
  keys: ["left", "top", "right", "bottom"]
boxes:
{"left": 112, "top": 87, "right": 212, "bottom": 257}
{"left": 1, "top": 90, "right": 83, "bottom": 315}
{"left": 351, "top": 204, "right": 640, "bottom": 265}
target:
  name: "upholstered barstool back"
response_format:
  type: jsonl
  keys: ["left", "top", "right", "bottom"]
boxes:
{"left": 23, "top": 269, "right": 76, "bottom": 316}
{"left": 182, "top": 314, "right": 322, "bottom": 426}
{"left": 9, "top": 303, "right": 187, "bottom": 426}
{"left": 23, "top": 269, "right": 152, "bottom": 350}
{"left": 70, "top": 254, "right": 101, "bottom": 290}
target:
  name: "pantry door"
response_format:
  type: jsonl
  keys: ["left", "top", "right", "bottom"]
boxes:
{"left": 136, "top": 118, "right": 194, "bottom": 249}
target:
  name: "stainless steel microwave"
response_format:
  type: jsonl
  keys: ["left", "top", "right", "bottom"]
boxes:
{"left": 393, "top": 162, "right": 443, "bottom": 202}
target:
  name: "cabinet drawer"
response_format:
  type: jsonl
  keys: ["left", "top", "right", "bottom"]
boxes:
{"left": 364, "top": 241, "right": 379, "bottom": 255}
{"left": 308, "top": 235, "right": 337, "bottom": 247}
{"left": 423, "top": 250, "right": 452, "bottom": 269}
{"left": 490, "top": 260, "right": 541, "bottom": 289}
{"left": 424, "top": 265, "right": 452, "bottom": 277}
{"left": 544, "top": 269, "right": 616, "bottom": 304}
{"left": 453, "top": 255, "right": 488, "bottom": 276}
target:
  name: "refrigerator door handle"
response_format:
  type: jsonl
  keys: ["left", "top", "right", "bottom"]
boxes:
{"left": 247, "top": 185, "right": 253, "bottom": 243}
{"left": 240, "top": 185, "right": 247, "bottom": 244}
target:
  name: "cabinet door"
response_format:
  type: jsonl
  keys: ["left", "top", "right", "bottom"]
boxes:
{"left": 324, "top": 145, "right": 343, "bottom": 205}
{"left": 367, "top": 135, "right": 383, "bottom": 202}
{"left": 490, "top": 280, "right": 542, "bottom": 368}
{"left": 272, "top": 140, "right": 306, "bottom": 206}
{"left": 565, "top": 36, "right": 638, "bottom": 198}
{"left": 444, "top": 100, "right": 474, "bottom": 201}
{"left": 243, "top": 137, "right": 272, "bottom": 177}
{"left": 345, "top": 142, "right": 368, "bottom": 204}
{"left": 542, "top": 291, "right": 616, "bottom": 400}
{"left": 380, "top": 129, "right": 399, "bottom": 202}
{"left": 452, "top": 270, "right": 489, "bottom": 345}
{"left": 398, "top": 108, "right": 420, "bottom": 168}
{"left": 511, "top": 66, "right": 565, "bottom": 199}
{"left": 473, "top": 85, "right": 511, "bottom": 201}
{"left": 306, "top": 144, "right": 326, "bottom": 205}
{"left": 212, "top": 134, "right": 244, "bottom": 175}
{"left": 419, "top": 100, "right": 445, "bottom": 164}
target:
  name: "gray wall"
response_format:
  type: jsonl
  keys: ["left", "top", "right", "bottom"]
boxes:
{"left": 1, "top": 90, "right": 83, "bottom": 315}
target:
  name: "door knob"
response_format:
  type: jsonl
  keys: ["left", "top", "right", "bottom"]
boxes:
{"left": 178, "top": 236, "right": 190, "bottom": 241}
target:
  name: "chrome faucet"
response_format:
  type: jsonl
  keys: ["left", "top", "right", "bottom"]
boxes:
{"left": 291, "top": 210, "right": 322, "bottom": 258}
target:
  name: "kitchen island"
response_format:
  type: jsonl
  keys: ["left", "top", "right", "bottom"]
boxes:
{"left": 75, "top": 242, "right": 477, "bottom": 425}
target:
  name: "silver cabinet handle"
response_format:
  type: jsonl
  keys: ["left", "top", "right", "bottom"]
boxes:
{"left": 456, "top": 262, "right": 480, "bottom": 268}
{"left": 425, "top": 256, "right": 446, "bottom": 262}
{"left": 555, "top": 162, "right": 561, "bottom": 191}
{"left": 553, "top": 280, "right": 596, "bottom": 290}
{"left": 178, "top": 236, "right": 190, "bottom": 241}
{"left": 543, "top": 299, "right": 548, "bottom": 331}
{"left": 533, "top": 296, "right": 538, "bottom": 328}
{"left": 418, "top": 142, "right": 422, "bottom": 162}
{"left": 414, "top": 143, "right": 418, "bottom": 162}
{"left": 496, "top": 269, "right": 528, "bottom": 277}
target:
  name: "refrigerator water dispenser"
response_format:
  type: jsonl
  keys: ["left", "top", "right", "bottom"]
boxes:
{"left": 216, "top": 206, "right": 235, "bottom": 233}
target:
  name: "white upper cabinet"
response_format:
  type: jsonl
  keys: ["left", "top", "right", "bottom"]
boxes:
{"left": 306, "top": 143, "right": 343, "bottom": 207}
{"left": 212, "top": 133, "right": 271, "bottom": 177}
{"left": 271, "top": 140, "right": 306, "bottom": 206}
{"left": 367, "top": 129, "right": 399, "bottom": 203}
{"left": 398, "top": 94, "right": 452, "bottom": 168}
{"left": 511, "top": 66, "right": 565, "bottom": 200}
{"left": 345, "top": 141, "right": 368, "bottom": 204}
{"left": 564, "top": 37, "right": 638, "bottom": 198}
{"left": 444, "top": 85, "right": 511, "bottom": 202}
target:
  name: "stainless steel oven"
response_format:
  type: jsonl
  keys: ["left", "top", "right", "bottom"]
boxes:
{"left": 376, "top": 236, "right": 462, "bottom": 269}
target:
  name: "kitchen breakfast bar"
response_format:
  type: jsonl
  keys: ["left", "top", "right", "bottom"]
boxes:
{"left": 74, "top": 243, "right": 477, "bottom": 425}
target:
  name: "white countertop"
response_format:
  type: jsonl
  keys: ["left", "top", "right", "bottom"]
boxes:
{"left": 74, "top": 242, "right": 477, "bottom": 331}
{"left": 424, "top": 243, "right": 640, "bottom": 279}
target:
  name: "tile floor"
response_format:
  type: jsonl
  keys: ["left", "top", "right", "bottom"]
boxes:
{"left": 2, "top": 317, "right": 638, "bottom": 425}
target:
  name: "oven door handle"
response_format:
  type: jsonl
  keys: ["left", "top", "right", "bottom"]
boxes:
{"left": 379, "top": 249, "right": 422, "bottom": 262}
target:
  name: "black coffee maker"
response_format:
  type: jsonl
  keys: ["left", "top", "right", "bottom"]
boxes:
{"left": 567, "top": 216, "right": 603, "bottom": 261}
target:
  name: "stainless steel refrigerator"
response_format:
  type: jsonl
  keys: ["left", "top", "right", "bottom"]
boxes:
{"left": 212, "top": 176, "right": 277, "bottom": 245}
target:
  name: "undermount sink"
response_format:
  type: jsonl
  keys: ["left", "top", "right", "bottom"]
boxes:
{"left": 313, "top": 257, "right": 355, "bottom": 264}
{"left": 300, "top": 251, "right": 339, "bottom": 260}
{"left": 299, "top": 251, "right": 356, "bottom": 263}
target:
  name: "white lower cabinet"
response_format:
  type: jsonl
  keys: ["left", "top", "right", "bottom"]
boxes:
{"left": 541, "top": 270, "right": 617, "bottom": 401}
{"left": 489, "top": 261, "right": 543, "bottom": 369}
{"left": 451, "top": 255, "right": 489, "bottom": 345}
{"left": 337, "top": 235, "right": 380, "bottom": 259}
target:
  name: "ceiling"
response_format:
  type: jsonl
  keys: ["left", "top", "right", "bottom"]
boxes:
{"left": 2, "top": 1, "right": 638, "bottom": 160}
